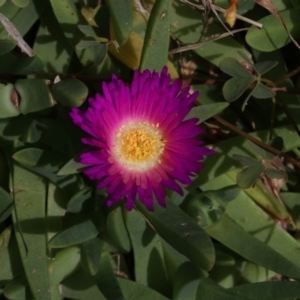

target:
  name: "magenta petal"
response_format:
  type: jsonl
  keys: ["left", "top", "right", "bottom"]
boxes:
{"left": 70, "top": 67, "right": 214, "bottom": 212}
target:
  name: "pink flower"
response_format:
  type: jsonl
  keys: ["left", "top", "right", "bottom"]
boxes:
{"left": 70, "top": 67, "right": 214, "bottom": 211}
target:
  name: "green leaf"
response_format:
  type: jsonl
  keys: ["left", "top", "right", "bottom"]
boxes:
{"left": 237, "top": 50, "right": 254, "bottom": 66}
{"left": 140, "top": 0, "right": 172, "bottom": 71}
{"left": 253, "top": 61, "right": 278, "bottom": 75}
{"left": 228, "top": 281, "right": 300, "bottom": 299}
{"left": 57, "top": 157, "right": 86, "bottom": 176}
{"left": 21, "top": 120, "right": 41, "bottom": 144}
{"left": 11, "top": 164, "right": 51, "bottom": 300}
{"left": 206, "top": 214, "right": 300, "bottom": 280}
{"left": 246, "top": 8, "right": 300, "bottom": 52}
{"left": 227, "top": 169, "right": 291, "bottom": 222}
{"left": 48, "top": 246, "right": 81, "bottom": 285}
{"left": 205, "top": 185, "right": 241, "bottom": 207}
{"left": 136, "top": 199, "right": 215, "bottom": 272}
{"left": 185, "top": 102, "right": 229, "bottom": 124}
{"left": 196, "top": 278, "right": 247, "bottom": 300}
{"left": 0, "top": 0, "right": 6, "bottom": 6}
{"left": 223, "top": 77, "right": 255, "bottom": 102}
{"left": 49, "top": 220, "right": 99, "bottom": 248}
{"left": 266, "top": 168, "right": 286, "bottom": 179}
{"left": 173, "top": 262, "right": 206, "bottom": 300}
{"left": 13, "top": 148, "right": 63, "bottom": 170}
{"left": 0, "top": 39, "right": 16, "bottom": 56}
{"left": 219, "top": 57, "right": 255, "bottom": 78}
{"left": 0, "top": 54, "right": 44, "bottom": 75}
{"left": 236, "top": 165, "right": 265, "bottom": 189}
{"left": 232, "top": 154, "right": 264, "bottom": 167}
{"left": 77, "top": 25, "right": 100, "bottom": 38}
{"left": 15, "top": 79, "right": 52, "bottom": 114}
{"left": 0, "top": 187, "right": 13, "bottom": 223}
{"left": 81, "top": 238, "right": 103, "bottom": 276}
{"left": 252, "top": 82, "right": 275, "bottom": 99}
{"left": 3, "top": 277, "right": 31, "bottom": 299}
{"left": 51, "top": 79, "right": 88, "bottom": 107}
{"left": 61, "top": 268, "right": 170, "bottom": 300}
{"left": 108, "top": 0, "right": 132, "bottom": 46}
{"left": 124, "top": 209, "right": 170, "bottom": 295}
{"left": 11, "top": 0, "right": 29, "bottom": 8}
{"left": 93, "top": 245, "right": 125, "bottom": 300}
{"left": 106, "top": 207, "right": 131, "bottom": 253}
{"left": 67, "top": 187, "right": 92, "bottom": 213}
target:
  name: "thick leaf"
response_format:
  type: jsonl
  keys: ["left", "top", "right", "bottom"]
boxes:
{"left": 106, "top": 207, "right": 131, "bottom": 253}
{"left": 140, "top": 0, "right": 172, "bottom": 71}
{"left": 61, "top": 267, "right": 170, "bottom": 300}
{"left": 196, "top": 278, "right": 247, "bottom": 300}
{"left": 49, "top": 220, "right": 99, "bottom": 248}
{"left": 48, "top": 246, "right": 81, "bottom": 285}
{"left": 57, "top": 157, "right": 86, "bottom": 176}
{"left": 223, "top": 77, "right": 255, "bottom": 102}
{"left": 205, "top": 214, "right": 300, "bottom": 280}
{"left": 11, "top": 0, "right": 29, "bottom": 8}
{"left": 0, "top": 187, "right": 13, "bottom": 223}
{"left": 0, "top": 54, "right": 44, "bottom": 75}
{"left": 229, "top": 281, "right": 300, "bottom": 299}
{"left": 0, "top": 39, "right": 16, "bottom": 56}
{"left": 205, "top": 185, "right": 241, "bottom": 207}
{"left": 173, "top": 262, "right": 206, "bottom": 300}
{"left": 185, "top": 102, "right": 229, "bottom": 124}
{"left": 67, "top": 187, "right": 92, "bottom": 213}
{"left": 3, "top": 277, "right": 31, "bottom": 299}
{"left": 124, "top": 209, "right": 171, "bottom": 296}
{"left": 251, "top": 82, "right": 275, "bottom": 99}
{"left": 51, "top": 79, "right": 88, "bottom": 107}
{"left": 236, "top": 165, "right": 265, "bottom": 189}
{"left": 108, "top": 0, "right": 132, "bottom": 46}
{"left": 93, "top": 245, "right": 124, "bottom": 300}
{"left": 81, "top": 238, "right": 103, "bottom": 276}
{"left": 13, "top": 148, "right": 63, "bottom": 170}
{"left": 136, "top": 200, "right": 215, "bottom": 272}
{"left": 226, "top": 169, "right": 291, "bottom": 222}
{"left": 15, "top": 79, "right": 52, "bottom": 114}
{"left": 11, "top": 164, "right": 51, "bottom": 300}
{"left": 246, "top": 8, "right": 300, "bottom": 52}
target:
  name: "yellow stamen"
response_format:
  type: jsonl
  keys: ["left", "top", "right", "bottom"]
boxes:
{"left": 113, "top": 121, "right": 164, "bottom": 171}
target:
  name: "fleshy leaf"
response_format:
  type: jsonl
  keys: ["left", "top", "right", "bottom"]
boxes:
{"left": 49, "top": 220, "right": 99, "bottom": 248}
{"left": 140, "top": 0, "right": 172, "bottom": 71}
{"left": 108, "top": 0, "right": 132, "bottom": 46}
{"left": 136, "top": 199, "right": 215, "bottom": 272}
{"left": 51, "top": 79, "right": 88, "bottom": 107}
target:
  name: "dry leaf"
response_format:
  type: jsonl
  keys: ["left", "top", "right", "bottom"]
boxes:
{"left": 225, "top": 0, "right": 239, "bottom": 28}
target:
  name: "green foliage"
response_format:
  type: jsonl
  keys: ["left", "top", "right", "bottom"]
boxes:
{"left": 0, "top": 0, "right": 300, "bottom": 299}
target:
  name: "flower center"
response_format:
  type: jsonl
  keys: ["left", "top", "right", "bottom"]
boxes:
{"left": 113, "top": 121, "right": 165, "bottom": 171}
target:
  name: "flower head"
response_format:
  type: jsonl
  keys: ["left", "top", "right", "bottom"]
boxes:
{"left": 70, "top": 67, "right": 214, "bottom": 211}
